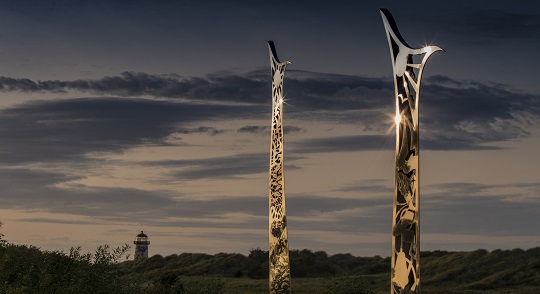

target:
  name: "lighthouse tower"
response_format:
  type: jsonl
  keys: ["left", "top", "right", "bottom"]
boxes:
{"left": 133, "top": 231, "right": 150, "bottom": 259}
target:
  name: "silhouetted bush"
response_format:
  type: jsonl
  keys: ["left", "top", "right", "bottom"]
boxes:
{"left": 0, "top": 243, "right": 135, "bottom": 294}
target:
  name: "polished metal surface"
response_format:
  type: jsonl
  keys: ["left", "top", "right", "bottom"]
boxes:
{"left": 268, "top": 41, "right": 292, "bottom": 294}
{"left": 380, "top": 8, "right": 443, "bottom": 294}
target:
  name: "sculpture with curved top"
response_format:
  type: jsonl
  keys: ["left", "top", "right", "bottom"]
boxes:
{"left": 268, "top": 40, "right": 292, "bottom": 294}
{"left": 380, "top": 8, "right": 443, "bottom": 294}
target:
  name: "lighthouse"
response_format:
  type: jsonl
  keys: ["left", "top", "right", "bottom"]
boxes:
{"left": 133, "top": 231, "right": 150, "bottom": 259}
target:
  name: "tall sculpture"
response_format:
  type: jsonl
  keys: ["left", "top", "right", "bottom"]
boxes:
{"left": 267, "top": 40, "right": 292, "bottom": 294}
{"left": 380, "top": 8, "right": 443, "bottom": 294}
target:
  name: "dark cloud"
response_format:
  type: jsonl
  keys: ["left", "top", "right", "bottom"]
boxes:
{"left": 0, "top": 97, "right": 262, "bottom": 164}
{"left": 291, "top": 135, "right": 393, "bottom": 153}
{"left": 425, "top": 75, "right": 538, "bottom": 120}
{"left": 4, "top": 169, "right": 535, "bottom": 239}
{"left": 0, "top": 168, "right": 258, "bottom": 227}
{"left": 3, "top": 169, "right": 540, "bottom": 243}
{"left": 0, "top": 169, "right": 80, "bottom": 208}
{"left": 290, "top": 134, "right": 501, "bottom": 153}
{"left": 2, "top": 71, "right": 537, "bottom": 124}
{"left": 179, "top": 126, "right": 227, "bottom": 136}
{"left": 0, "top": 167, "right": 384, "bottom": 232}
{"left": 0, "top": 71, "right": 392, "bottom": 111}
{"left": 237, "top": 125, "right": 304, "bottom": 135}
{"left": 287, "top": 194, "right": 390, "bottom": 232}
{"left": 421, "top": 139, "right": 502, "bottom": 151}
{"left": 237, "top": 125, "right": 269, "bottom": 134}
{"left": 423, "top": 182, "right": 540, "bottom": 235}
{"left": 0, "top": 70, "right": 538, "bottom": 158}
{"left": 0, "top": 168, "right": 175, "bottom": 220}
{"left": 13, "top": 218, "right": 96, "bottom": 225}
{"left": 281, "top": 71, "right": 392, "bottom": 111}
{"left": 0, "top": 72, "right": 269, "bottom": 105}
{"left": 165, "top": 153, "right": 268, "bottom": 180}
{"left": 145, "top": 153, "right": 304, "bottom": 180}
{"left": 423, "top": 75, "right": 539, "bottom": 146}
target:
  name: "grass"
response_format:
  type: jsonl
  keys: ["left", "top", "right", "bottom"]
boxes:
{"left": 221, "top": 276, "right": 540, "bottom": 294}
{"left": 222, "top": 275, "right": 383, "bottom": 294}
{"left": 222, "top": 274, "right": 377, "bottom": 294}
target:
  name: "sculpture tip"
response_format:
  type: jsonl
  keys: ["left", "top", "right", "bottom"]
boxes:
{"left": 379, "top": 8, "right": 391, "bottom": 19}
{"left": 427, "top": 45, "right": 445, "bottom": 54}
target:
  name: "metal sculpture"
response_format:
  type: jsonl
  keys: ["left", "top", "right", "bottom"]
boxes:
{"left": 268, "top": 41, "right": 292, "bottom": 294}
{"left": 380, "top": 8, "right": 443, "bottom": 294}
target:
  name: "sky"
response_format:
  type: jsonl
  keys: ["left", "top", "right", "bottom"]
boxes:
{"left": 0, "top": 0, "right": 539, "bottom": 258}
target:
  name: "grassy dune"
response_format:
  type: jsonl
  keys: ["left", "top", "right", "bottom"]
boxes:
{"left": 120, "top": 248, "right": 540, "bottom": 293}
{"left": 1, "top": 240, "right": 538, "bottom": 293}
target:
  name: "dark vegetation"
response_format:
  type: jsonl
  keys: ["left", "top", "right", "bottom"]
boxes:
{"left": 1, "top": 223, "right": 539, "bottom": 293}
{"left": 118, "top": 247, "right": 540, "bottom": 293}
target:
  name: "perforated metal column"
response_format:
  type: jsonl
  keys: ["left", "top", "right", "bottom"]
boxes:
{"left": 268, "top": 41, "right": 292, "bottom": 294}
{"left": 380, "top": 8, "right": 443, "bottom": 294}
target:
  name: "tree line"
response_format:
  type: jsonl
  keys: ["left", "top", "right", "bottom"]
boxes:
{"left": 1, "top": 222, "right": 539, "bottom": 293}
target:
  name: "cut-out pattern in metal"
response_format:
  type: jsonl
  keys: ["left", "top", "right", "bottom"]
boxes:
{"left": 380, "top": 8, "right": 443, "bottom": 294}
{"left": 268, "top": 40, "right": 291, "bottom": 294}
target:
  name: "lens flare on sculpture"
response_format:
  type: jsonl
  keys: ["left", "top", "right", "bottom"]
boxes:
{"left": 380, "top": 8, "right": 443, "bottom": 294}
{"left": 268, "top": 40, "right": 292, "bottom": 294}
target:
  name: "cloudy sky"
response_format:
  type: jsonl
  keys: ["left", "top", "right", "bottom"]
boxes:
{"left": 0, "top": 0, "right": 539, "bottom": 258}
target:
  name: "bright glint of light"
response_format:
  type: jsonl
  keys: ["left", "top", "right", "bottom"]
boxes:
{"left": 395, "top": 112, "right": 401, "bottom": 125}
